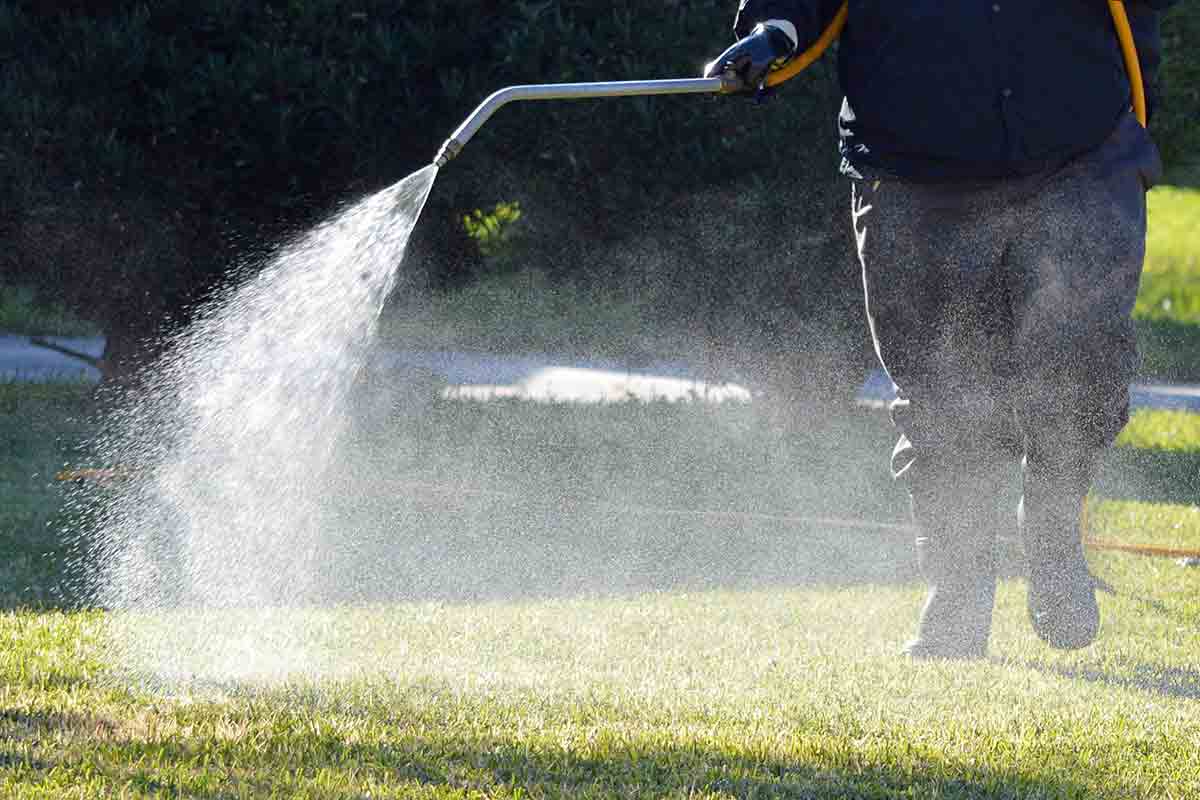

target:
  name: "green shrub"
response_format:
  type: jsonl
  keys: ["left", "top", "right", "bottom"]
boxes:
{"left": 463, "top": 201, "right": 524, "bottom": 262}
{"left": 1158, "top": 3, "right": 1200, "bottom": 173}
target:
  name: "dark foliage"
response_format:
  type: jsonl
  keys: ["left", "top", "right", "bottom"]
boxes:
{"left": 2, "top": 1, "right": 1192, "bottom": 375}
{"left": 0, "top": 0, "right": 845, "bottom": 374}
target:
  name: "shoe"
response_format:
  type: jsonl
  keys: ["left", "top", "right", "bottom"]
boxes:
{"left": 902, "top": 527, "right": 997, "bottom": 661}
{"left": 892, "top": 434, "right": 1013, "bottom": 661}
{"left": 1020, "top": 496, "right": 1100, "bottom": 650}
{"left": 902, "top": 640, "right": 985, "bottom": 660}
{"left": 902, "top": 633, "right": 987, "bottom": 661}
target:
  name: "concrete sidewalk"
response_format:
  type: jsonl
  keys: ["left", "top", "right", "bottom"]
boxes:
{"left": 0, "top": 334, "right": 104, "bottom": 382}
{"left": 0, "top": 334, "right": 753, "bottom": 404}
{"left": 3, "top": 333, "right": 1198, "bottom": 411}
{"left": 856, "top": 367, "right": 1200, "bottom": 413}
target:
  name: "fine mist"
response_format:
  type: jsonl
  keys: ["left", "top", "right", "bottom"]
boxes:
{"left": 80, "top": 165, "right": 439, "bottom": 686}
{"left": 71, "top": 164, "right": 916, "bottom": 691}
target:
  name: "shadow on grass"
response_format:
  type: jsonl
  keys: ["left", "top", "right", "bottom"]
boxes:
{"left": 317, "top": 487, "right": 922, "bottom": 605}
{"left": 1096, "top": 445, "right": 1200, "bottom": 506}
{"left": 12, "top": 380, "right": 1192, "bottom": 613}
{"left": 329, "top": 736, "right": 1102, "bottom": 800}
{"left": 5, "top": 707, "right": 1106, "bottom": 800}
{"left": 1136, "top": 318, "right": 1200, "bottom": 383}
{"left": 1017, "top": 658, "right": 1200, "bottom": 701}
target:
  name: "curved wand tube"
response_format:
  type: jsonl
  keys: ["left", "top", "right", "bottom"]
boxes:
{"left": 434, "top": 76, "right": 739, "bottom": 167}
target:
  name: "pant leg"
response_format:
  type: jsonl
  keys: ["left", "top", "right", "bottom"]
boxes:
{"left": 852, "top": 177, "right": 1021, "bottom": 654}
{"left": 1001, "top": 112, "right": 1160, "bottom": 647}
{"left": 852, "top": 177, "right": 1021, "bottom": 502}
{"left": 1009, "top": 112, "right": 1161, "bottom": 517}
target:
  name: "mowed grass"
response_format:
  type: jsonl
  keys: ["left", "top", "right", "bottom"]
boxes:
{"left": 1093, "top": 409, "right": 1200, "bottom": 544}
{"left": 1136, "top": 183, "right": 1200, "bottom": 380}
{"left": 0, "top": 381, "right": 93, "bottom": 608}
{"left": 1140, "top": 186, "right": 1200, "bottom": 322}
{"left": 3, "top": 568, "right": 1199, "bottom": 798}
{"left": 1117, "top": 408, "right": 1200, "bottom": 451}
{"left": 2, "top": 383, "right": 1200, "bottom": 797}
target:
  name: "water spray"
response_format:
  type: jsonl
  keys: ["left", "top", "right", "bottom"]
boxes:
{"left": 85, "top": 2, "right": 1151, "bottom": 689}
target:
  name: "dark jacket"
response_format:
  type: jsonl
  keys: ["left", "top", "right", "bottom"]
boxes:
{"left": 733, "top": 0, "right": 1175, "bottom": 181}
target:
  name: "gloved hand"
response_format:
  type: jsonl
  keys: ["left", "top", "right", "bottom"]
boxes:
{"left": 703, "top": 23, "right": 797, "bottom": 93}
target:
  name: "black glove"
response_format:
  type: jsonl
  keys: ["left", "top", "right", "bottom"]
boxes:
{"left": 703, "top": 24, "right": 797, "bottom": 93}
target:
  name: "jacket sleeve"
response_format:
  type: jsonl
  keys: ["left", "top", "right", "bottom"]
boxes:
{"left": 732, "top": 0, "right": 846, "bottom": 46}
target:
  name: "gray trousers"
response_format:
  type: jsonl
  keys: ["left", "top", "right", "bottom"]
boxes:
{"left": 852, "top": 112, "right": 1161, "bottom": 563}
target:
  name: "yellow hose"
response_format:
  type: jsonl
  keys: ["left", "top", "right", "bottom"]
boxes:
{"left": 763, "top": 2, "right": 848, "bottom": 88}
{"left": 1108, "top": 0, "right": 1147, "bottom": 127}
{"left": 762, "top": 1, "right": 1145, "bottom": 128}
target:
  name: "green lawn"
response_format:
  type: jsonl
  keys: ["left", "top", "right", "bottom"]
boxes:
{"left": 3, "top": 566, "right": 1199, "bottom": 797}
{"left": 1, "top": 382, "right": 1198, "bottom": 797}
{"left": 1142, "top": 186, "right": 1200, "bottom": 320}
{"left": 0, "top": 285, "right": 99, "bottom": 338}
{"left": 1134, "top": 183, "right": 1200, "bottom": 381}
{"left": 0, "top": 382, "right": 93, "bottom": 608}
{"left": 1116, "top": 408, "right": 1200, "bottom": 451}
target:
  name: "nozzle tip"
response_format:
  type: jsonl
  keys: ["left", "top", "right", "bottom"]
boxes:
{"left": 434, "top": 139, "right": 462, "bottom": 168}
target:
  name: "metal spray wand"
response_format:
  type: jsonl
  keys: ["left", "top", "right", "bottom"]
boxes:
{"left": 433, "top": 76, "right": 740, "bottom": 168}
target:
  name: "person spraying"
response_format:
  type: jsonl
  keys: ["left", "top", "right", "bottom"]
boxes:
{"left": 705, "top": 1, "right": 1174, "bottom": 658}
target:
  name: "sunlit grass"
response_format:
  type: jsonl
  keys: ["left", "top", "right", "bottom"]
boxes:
{"left": 1139, "top": 186, "right": 1200, "bottom": 324}
{"left": 2, "top": 556, "right": 1199, "bottom": 798}
{"left": 1117, "top": 408, "right": 1200, "bottom": 452}
{"left": 1089, "top": 497, "right": 1200, "bottom": 550}
{"left": 2, "top": 372, "right": 1198, "bottom": 797}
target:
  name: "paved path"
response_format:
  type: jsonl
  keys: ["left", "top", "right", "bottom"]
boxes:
{"left": 0, "top": 334, "right": 103, "bottom": 382}
{"left": 3, "top": 334, "right": 1198, "bottom": 411}
{"left": 372, "top": 349, "right": 752, "bottom": 403}
{"left": 0, "top": 335, "right": 751, "bottom": 403}
{"left": 856, "top": 368, "right": 1200, "bottom": 413}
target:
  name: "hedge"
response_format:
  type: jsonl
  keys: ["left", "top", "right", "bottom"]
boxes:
{"left": 1, "top": 1, "right": 1194, "bottom": 376}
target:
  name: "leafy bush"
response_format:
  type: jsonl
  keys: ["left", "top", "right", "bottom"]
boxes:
{"left": 463, "top": 201, "right": 524, "bottom": 263}
{"left": 0, "top": 285, "right": 99, "bottom": 337}
{"left": 1157, "top": 2, "right": 1200, "bottom": 173}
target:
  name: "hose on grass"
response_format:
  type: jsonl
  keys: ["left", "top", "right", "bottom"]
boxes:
{"left": 55, "top": 469, "right": 1199, "bottom": 560}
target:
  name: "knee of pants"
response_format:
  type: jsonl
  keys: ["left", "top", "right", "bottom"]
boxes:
{"left": 890, "top": 395, "right": 1020, "bottom": 479}
{"left": 1021, "top": 395, "right": 1129, "bottom": 489}
{"left": 898, "top": 439, "right": 1017, "bottom": 535}
{"left": 1019, "top": 366, "right": 1132, "bottom": 465}
{"left": 1017, "top": 313, "right": 1136, "bottom": 455}
{"left": 1017, "top": 306, "right": 1137, "bottom": 411}
{"left": 890, "top": 416, "right": 1021, "bottom": 531}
